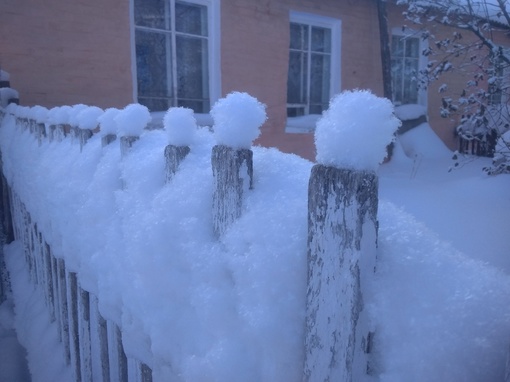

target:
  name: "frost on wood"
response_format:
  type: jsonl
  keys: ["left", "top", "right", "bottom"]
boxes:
{"left": 164, "top": 145, "right": 190, "bottom": 183}
{"left": 315, "top": 90, "right": 400, "bottom": 170}
{"left": 211, "top": 145, "right": 253, "bottom": 237}
{"left": 211, "top": 92, "right": 267, "bottom": 149}
{"left": 305, "top": 164, "right": 378, "bottom": 382}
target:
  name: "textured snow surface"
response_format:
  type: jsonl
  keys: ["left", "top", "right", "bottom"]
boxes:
{"left": 0, "top": 105, "right": 509, "bottom": 381}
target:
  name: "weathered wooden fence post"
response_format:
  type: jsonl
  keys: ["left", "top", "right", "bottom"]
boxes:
{"left": 116, "top": 104, "right": 151, "bottom": 159}
{"left": 304, "top": 90, "right": 400, "bottom": 381}
{"left": 210, "top": 92, "right": 266, "bottom": 237}
{"left": 163, "top": 107, "right": 196, "bottom": 182}
{"left": 76, "top": 106, "right": 103, "bottom": 153}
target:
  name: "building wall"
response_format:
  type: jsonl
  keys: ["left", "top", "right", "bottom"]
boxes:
{"left": 0, "top": 0, "right": 133, "bottom": 109}
{"left": 221, "top": 0, "right": 382, "bottom": 161}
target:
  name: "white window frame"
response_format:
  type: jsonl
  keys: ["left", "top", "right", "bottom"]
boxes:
{"left": 130, "top": 0, "right": 221, "bottom": 122}
{"left": 286, "top": 11, "right": 341, "bottom": 133}
{"left": 391, "top": 27, "right": 428, "bottom": 107}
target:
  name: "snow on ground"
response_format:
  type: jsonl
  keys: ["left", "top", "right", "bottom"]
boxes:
{"left": 0, "top": 108, "right": 509, "bottom": 381}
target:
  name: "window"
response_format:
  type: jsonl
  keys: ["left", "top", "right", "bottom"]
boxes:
{"left": 286, "top": 12, "right": 340, "bottom": 129}
{"left": 133, "top": 0, "right": 220, "bottom": 113}
{"left": 390, "top": 29, "right": 427, "bottom": 106}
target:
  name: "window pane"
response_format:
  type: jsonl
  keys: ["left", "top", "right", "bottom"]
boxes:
{"left": 138, "top": 97, "right": 171, "bottom": 112}
{"left": 391, "top": 36, "right": 404, "bottom": 58}
{"left": 311, "top": 27, "right": 331, "bottom": 53}
{"left": 134, "top": 0, "right": 169, "bottom": 29}
{"left": 290, "top": 23, "right": 308, "bottom": 50}
{"left": 176, "top": 35, "right": 210, "bottom": 113}
{"left": 310, "top": 53, "right": 330, "bottom": 113}
{"left": 405, "top": 38, "right": 420, "bottom": 58}
{"left": 136, "top": 30, "right": 173, "bottom": 109}
{"left": 287, "top": 51, "right": 308, "bottom": 104}
{"left": 176, "top": 2, "right": 208, "bottom": 36}
{"left": 403, "top": 58, "right": 419, "bottom": 103}
{"left": 391, "top": 57, "right": 403, "bottom": 104}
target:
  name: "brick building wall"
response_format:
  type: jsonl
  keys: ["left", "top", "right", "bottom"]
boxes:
{"left": 0, "top": 0, "right": 133, "bottom": 109}
{"left": 221, "top": 0, "right": 382, "bottom": 160}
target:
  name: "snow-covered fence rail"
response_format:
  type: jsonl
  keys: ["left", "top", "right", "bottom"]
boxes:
{"left": 0, "top": 91, "right": 399, "bottom": 381}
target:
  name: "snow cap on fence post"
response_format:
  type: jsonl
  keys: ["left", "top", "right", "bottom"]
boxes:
{"left": 30, "top": 106, "right": 49, "bottom": 145}
{"left": 76, "top": 106, "right": 103, "bottom": 151}
{"left": 68, "top": 104, "right": 88, "bottom": 143}
{"left": 163, "top": 107, "right": 197, "bottom": 182}
{"left": 304, "top": 90, "right": 400, "bottom": 381}
{"left": 315, "top": 89, "right": 400, "bottom": 170}
{"left": 47, "top": 105, "right": 72, "bottom": 142}
{"left": 98, "top": 108, "right": 120, "bottom": 147}
{"left": 115, "top": 103, "right": 151, "bottom": 157}
{"left": 210, "top": 92, "right": 267, "bottom": 237}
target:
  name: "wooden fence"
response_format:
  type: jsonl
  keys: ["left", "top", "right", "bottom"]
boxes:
{"left": 0, "top": 104, "right": 378, "bottom": 381}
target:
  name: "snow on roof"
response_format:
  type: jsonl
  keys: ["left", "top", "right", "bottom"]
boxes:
{"left": 164, "top": 107, "right": 197, "bottom": 147}
{"left": 115, "top": 103, "right": 151, "bottom": 137}
{"left": 315, "top": 90, "right": 401, "bottom": 171}
{"left": 211, "top": 92, "right": 267, "bottom": 149}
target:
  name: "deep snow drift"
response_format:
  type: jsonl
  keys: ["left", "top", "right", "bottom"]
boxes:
{"left": 0, "top": 104, "right": 509, "bottom": 381}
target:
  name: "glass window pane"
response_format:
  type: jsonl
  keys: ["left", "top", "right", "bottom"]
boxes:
{"left": 391, "top": 58, "right": 403, "bottom": 104}
{"left": 287, "top": 51, "right": 308, "bottom": 104}
{"left": 176, "top": 2, "right": 208, "bottom": 36}
{"left": 405, "top": 38, "right": 420, "bottom": 58}
{"left": 135, "top": 30, "right": 172, "bottom": 104}
{"left": 134, "top": 0, "right": 169, "bottom": 30}
{"left": 176, "top": 35, "right": 209, "bottom": 113}
{"left": 138, "top": 97, "right": 171, "bottom": 112}
{"left": 290, "top": 23, "right": 308, "bottom": 50}
{"left": 311, "top": 27, "right": 331, "bottom": 53}
{"left": 391, "top": 36, "right": 404, "bottom": 57}
{"left": 310, "top": 53, "right": 330, "bottom": 113}
{"left": 403, "top": 58, "right": 419, "bottom": 103}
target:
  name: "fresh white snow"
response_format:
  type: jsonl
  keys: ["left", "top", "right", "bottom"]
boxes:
{"left": 211, "top": 92, "right": 267, "bottom": 149}
{"left": 315, "top": 90, "right": 401, "bottom": 170}
{"left": 163, "top": 107, "right": 198, "bottom": 147}
{"left": 0, "top": 103, "right": 509, "bottom": 381}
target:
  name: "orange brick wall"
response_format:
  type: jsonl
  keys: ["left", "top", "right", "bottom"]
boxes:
{"left": 221, "top": 0, "right": 382, "bottom": 161}
{"left": 0, "top": 0, "right": 133, "bottom": 109}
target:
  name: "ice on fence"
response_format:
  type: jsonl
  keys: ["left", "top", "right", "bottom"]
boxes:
{"left": 164, "top": 107, "right": 197, "bottom": 146}
{"left": 115, "top": 103, "right": 151, "bottom": 137}
{"left": 97, "top": 108, "right": 120, "bottom": 136}
{"left": 211, "top": 92, "right": 267, "bottom": 149}
{"left": 76, "top": 106, "right": 103, "bottom": 130}
{"left": 315, "top": 89, "right": 400, "bottom": 170}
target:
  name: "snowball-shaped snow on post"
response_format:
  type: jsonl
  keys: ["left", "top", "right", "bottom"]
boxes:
{"left": 76, "top": 106, "right": 103, "bottom": 151}
{"left": 115, "top": 103, "right": 151, "bottom": 157}
{"left": 315, "top": 89, "right": 400, "bottom": 170}
{"left": 211, "top": 91, "right": 266, "bottom": 149}
{"left": 97, "top": 108, "right": 120, "bottom": 147}
{"left": 68, "top": 104, "right": 88, "bottom": 141}
{"left": 47, "top": 106, "right": 72, "bottom": 142}
{"left": 30, "top": 105, "right": 49, "bottom": 145}
{"left": 210, "top": 92, "right": 267, "bottom": 238}
{"left": 163, "top": 107, "right": 197, "bottom": 182}
{"left": 305, "top": 91, "right": 399, "bottom": 381}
